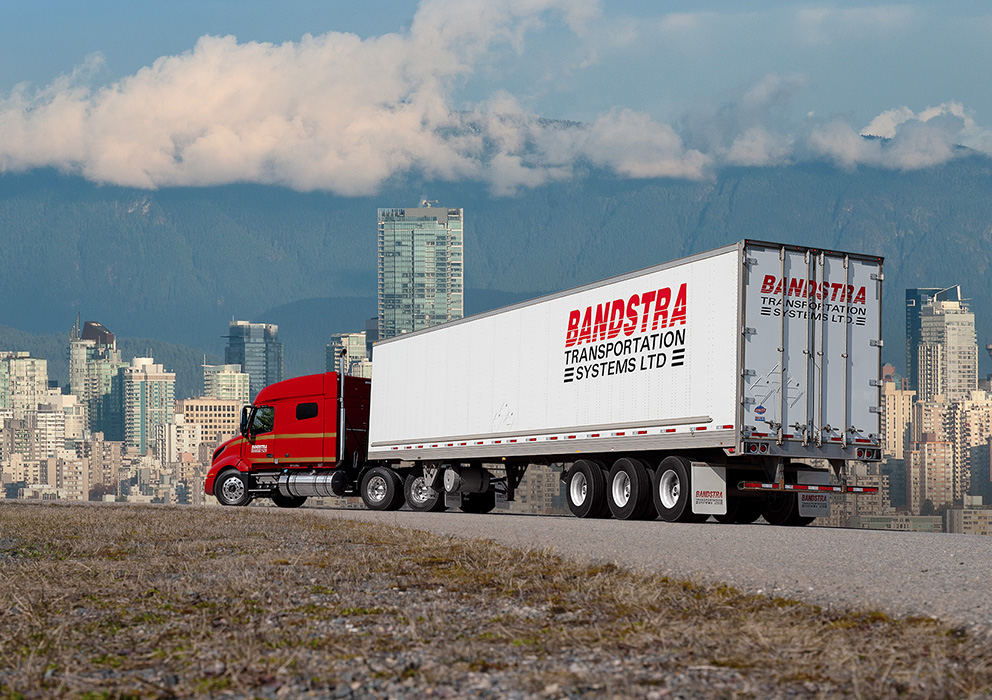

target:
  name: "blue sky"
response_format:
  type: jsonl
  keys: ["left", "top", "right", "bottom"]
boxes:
{"left": 2, "top": 0, "right": 991, "bottom": 194}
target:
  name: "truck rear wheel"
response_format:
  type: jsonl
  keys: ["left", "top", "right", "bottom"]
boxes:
{"left": 360, "top": 467, "right": 405, "bottom": 511}
{"left": 607, "top": 458, "right": 653, "bottom": 520}
{"left": 215, "top": 470, "right": 253, "bottom": 507}
{"left": 653, "top": 456, "right": 697, "bottom": 523}
{"left": 405, "top": 472, "right": 446, "bottom": 512}
{"left": 565, "top": 459, "right": 610, "bottom": 519}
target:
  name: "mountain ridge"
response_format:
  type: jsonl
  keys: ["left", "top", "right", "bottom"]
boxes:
{"left": 3, "top": 158, "right": 992, "bottom": 388}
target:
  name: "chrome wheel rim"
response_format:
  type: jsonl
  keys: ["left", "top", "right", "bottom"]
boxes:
{"left": 659, "top": 469, "right": 679, "bottom": 509}
{"left": 221, "top": 476, "right": 244, "bottom": 504}
{"left": 367, "top": 475, "right": 387, "bottom": 503}
{"left": 569, "top": 471, "right": 588, "bottom": 506}
{"left": 410, "top": 476, "right": 432, "bottom": 505}
{"left": 612, "top": 472, "right": 631, "bottom": 508}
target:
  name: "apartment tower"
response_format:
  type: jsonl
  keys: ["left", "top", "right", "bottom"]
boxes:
{"left": 377, "top": 202, "right": 463, "bottom": 340}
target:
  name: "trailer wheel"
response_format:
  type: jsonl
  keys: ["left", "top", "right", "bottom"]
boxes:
{"left": 653, "top": 456, "right": 696, "bottom": 523}
{"left": 404, "top": 472, "right": 446, "bottom": 512}
{"left": 271, "top": 493, "right": 307, "bottom": 508}
{"left": 714, "top": 496, "right": 761, "bottom": 524}
{"left": 761, "top": 492, "right": 799, "bottom": 526}
{"left": 459, "top": 491, "right": 496, "bottom": 514}
{"left": 607, "top": 458, "right": 653, "bottom": 520}
{"left": 214, "top": 469, "right": 253, "bottom": 507}
{"left": 360, "top": 467, "right": 405, "bottom": 511}
{"left": 565, "top": 459, "right": 610, "bottom": 519}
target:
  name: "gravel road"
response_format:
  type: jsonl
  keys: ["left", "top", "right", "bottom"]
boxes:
{"left": 318, "top": 509, "right": 992, "bottom": 635}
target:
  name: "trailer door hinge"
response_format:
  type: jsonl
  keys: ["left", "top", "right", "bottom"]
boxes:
{"left": 870, "top": 339, "right": 883, "bottom": 347}
{"left": 743, "top": 327, "right": 756, "bottom": 336}
{"left": 871, "top": 273, "right": 884, "bottom": 281}
{"left": 742, "top": 369, "right": 756, "bottom": 377}
{"left": 743, "top": 397, "right": 756, "bottom": 405}
{"left": 869, "top": 379, "right": 882, "bottom": 387}
{"left": 745, "top": 256, "right": 758, "bottom": 266}
{"left": 869, "top": 406, "right": 881, "bottom": 414}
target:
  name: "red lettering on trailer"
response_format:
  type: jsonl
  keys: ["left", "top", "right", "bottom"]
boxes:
{"left": 564, "top": 283, "right": 687, "bottom": 347}
{"left": 696, "top": 490, "right": 722, "bottom": 498}
{"left": 759, "top": 275, "right": 868, "bottom": 305}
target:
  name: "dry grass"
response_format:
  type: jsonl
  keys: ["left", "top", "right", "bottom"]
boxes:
{"left": 0, "top": 502, "right": 989, "bottom": 699}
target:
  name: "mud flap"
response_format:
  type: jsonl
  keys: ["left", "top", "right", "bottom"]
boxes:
{"left": 691, "top": 463, "right": 727, "bottom": 516}
{"left": 797, "top": 470, "right": 832, "bottom": 518}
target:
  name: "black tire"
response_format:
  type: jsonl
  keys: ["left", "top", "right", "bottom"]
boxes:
{"left": 607, "top": 457, "right": 653, "bottom": 520}
{"left": 714, "top": 495, "right": 761, "bottom": 524}
{"left": 653, "top": 456, "right": 695, "bottom": 523}
{"left": 734, "top": 498, "right": 764, "bottom": 524}
{"left": 565, "top": 459, "right": 610, "bottom": 519}
{"left": 761, "top": 491, "right": 798, "bottom": 526}
{"left": 404, "top": 472, "right": 446, "bottom": 512}
{"left": 360, "top": 467, "right": 405, "bottom": 511}
{"left": 459, "top": 491, "right": 496, "bottom": 514}
{"left": 214, "top": 470, "right": 253, "bottom": 507}
{"left": 271, "top": 493, "right": 307, "bottom": 508}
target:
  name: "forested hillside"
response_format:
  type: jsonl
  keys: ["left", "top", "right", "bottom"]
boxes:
{"left": 3, "top": 156, "right": 992, "bottom": 385}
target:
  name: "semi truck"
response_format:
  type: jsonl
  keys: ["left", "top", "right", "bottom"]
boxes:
{"left": 205, "top": 239, "right": 883, "bottom": 526}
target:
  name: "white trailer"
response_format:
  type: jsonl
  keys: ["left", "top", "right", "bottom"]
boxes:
{"left": 366, "top": 240, "right": 883, "bottom": 525}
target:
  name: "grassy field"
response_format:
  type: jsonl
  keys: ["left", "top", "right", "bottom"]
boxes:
{"left": 0, "top": 501, "right": 989, "bottom": 699}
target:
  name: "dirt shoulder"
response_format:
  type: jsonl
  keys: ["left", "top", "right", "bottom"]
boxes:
{"left": 0, "top": 502, "right": 988, "bottom": 699}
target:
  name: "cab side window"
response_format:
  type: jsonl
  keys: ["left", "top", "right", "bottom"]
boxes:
{"left": 296, "top": 402, "right": 319, "bottom": 420}
{"left": 251, "top": 405, "right": 275, "bottom": 435}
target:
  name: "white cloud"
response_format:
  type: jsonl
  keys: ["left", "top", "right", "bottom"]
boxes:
{"left": 0, "top": 0, "right": 990, "bottom": 194}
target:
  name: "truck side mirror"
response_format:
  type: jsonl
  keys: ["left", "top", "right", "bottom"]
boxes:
{"left": 240, "top": 406, "right": 251, "bottom": 437}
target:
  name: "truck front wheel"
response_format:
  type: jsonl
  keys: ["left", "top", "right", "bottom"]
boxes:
{"left": 360, "top": 467, "right": 405, "bottom": 511}
{"left": 404, "top": 472, "right": 446, "bottom": 512}
{"left": 215, "top": 470, "right": 253, "bottom": 507}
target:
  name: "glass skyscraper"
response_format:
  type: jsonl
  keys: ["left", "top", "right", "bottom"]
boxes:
{"left": 377, "top": 202, "right": 463, "bottom": 340}
{"left": 224, "top": 321, "right": 283, "bottom": 400}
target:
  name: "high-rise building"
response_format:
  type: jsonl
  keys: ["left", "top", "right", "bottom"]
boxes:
{"left": 156, "top": 414, "right": 204, "bottom": 465}
{"left": 77, "top": 432, "right": 124, "bottom": 497}
{"left": 69, "top": 320, "right": 126, "bottom": 439}
{"left": 122, "top": 357, "right": 176, "bottom": 456}
{"left": 224, "top": 321, "right": 283, "bottom": 400}
{"left": 909, "top": 287, "right": 976, "bottom": 401}
{"left": 0, "top": 352, "right": 48, "bottom": 417}
{"left": 906, "top": 287, "right": 960, "bottom": 392}
{"left": 326, "top": 332, "right": 372, "bottom": 377}
{"left": 377, "top": 202, "right": 463, "bottom": 340}
{"left": 202, "top": 363, "right": 250, "bottom": 406}
{"left": 175, "top": 398, "right": 241, "bottom": 444}
{"left": 881, "top": 381, "right": 915, "bottom": 459}
{"left": 907, "top": 433, "right": 954, "bottom": 513}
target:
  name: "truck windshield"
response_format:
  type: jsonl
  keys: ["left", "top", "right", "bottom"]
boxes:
{"left": 250, "top": 406, "right": 274, "bottom": 436}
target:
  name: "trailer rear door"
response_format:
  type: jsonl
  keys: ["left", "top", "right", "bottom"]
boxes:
{"left": 741, "top": 242, "right": 882, "bottom": 449}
